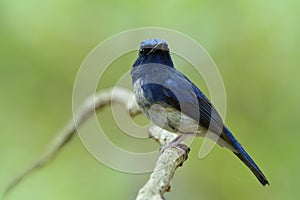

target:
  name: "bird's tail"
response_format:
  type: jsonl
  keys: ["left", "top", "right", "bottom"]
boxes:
{"left": 223, "top": 127, "right": 269, "bottom": 186}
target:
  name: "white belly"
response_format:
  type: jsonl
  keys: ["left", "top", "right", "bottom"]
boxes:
{"left": 147, "top": 103, "right": 204, "bottom": 134}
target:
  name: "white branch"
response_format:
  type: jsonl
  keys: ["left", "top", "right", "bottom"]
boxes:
{"left": 4, "top": 87, "right": 140, "bottom": 197}
{"left": 136, "top": 126, "right": 190, "bottom": 200}
{"left": 4, "top": 87, "right": 190, "bottom": 200}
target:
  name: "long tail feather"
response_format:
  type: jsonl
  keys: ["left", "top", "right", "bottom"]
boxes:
{"left": 223, "top": 127, "right": 269, "bottom": 186}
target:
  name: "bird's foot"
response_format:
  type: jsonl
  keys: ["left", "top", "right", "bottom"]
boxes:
{"left": 159, "top": 142, "right": 178, "bottom": 154}
{"left": 159, "top": 133, "right": 194, "bottom": 155}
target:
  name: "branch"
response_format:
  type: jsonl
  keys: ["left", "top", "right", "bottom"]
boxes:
{"left": 4, "top": 87, "right": 140, "bottom": 197}
{"left": 5, "top": 87, "right": 190, "bottom": 200}
{"left": 136, "top": 126, "right": 190, "bottom": 200}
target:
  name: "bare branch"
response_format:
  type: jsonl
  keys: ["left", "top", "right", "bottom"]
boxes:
{"left": 4, "top": 87, "right": 140, "bottom": 197}
{"left": 5, "top": 87, "right": 190, "bottom": 200}
{"left": 136, "top": 126, "right": 190, "bottom": 200}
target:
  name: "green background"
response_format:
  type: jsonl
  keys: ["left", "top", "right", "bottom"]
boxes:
{"left": 1, "top": 0, "right": 299, "bottom": 199}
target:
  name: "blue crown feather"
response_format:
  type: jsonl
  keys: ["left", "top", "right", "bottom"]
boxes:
{"left": 140, "top": 39, "right": 169, "bottom": 51}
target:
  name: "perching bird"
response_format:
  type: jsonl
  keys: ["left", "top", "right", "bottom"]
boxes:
{"left": 131, "top": 38, "right": 269, "bottom": 186}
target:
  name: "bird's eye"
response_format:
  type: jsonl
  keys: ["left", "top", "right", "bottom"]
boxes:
{"left": 139, "top": 49, "right": 145, "bottom": 55}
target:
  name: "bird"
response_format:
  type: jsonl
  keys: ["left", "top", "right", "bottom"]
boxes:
{"left": 130, "top": 38, "right": 269, "bottom": 186}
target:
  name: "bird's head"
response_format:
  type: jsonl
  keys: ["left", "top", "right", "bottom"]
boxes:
{"left": 133, "top": 39, "right": 174, "bottom": 68}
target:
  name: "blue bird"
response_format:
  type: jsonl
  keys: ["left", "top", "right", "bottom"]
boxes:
{"left": 131, "top": 38, "right": 269, "bottom": 186}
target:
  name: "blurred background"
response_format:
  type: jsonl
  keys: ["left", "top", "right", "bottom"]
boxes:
{"left": 1, "top": 0, "right": 299, "bottom": 199}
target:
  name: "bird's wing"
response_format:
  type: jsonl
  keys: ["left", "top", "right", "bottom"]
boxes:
{"left": 141, "top": 67, "right": 224, "bottom": 135}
